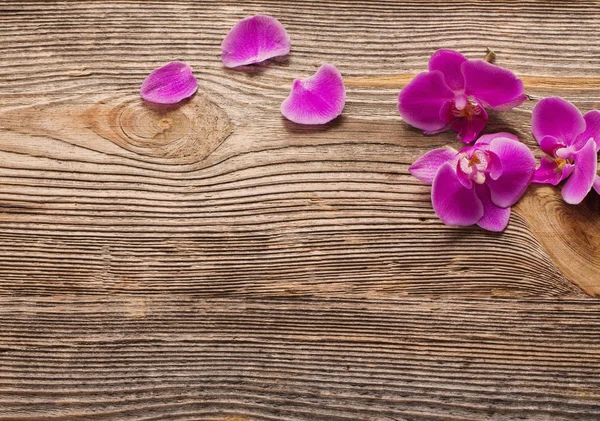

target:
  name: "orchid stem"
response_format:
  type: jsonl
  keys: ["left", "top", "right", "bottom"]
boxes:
{"left": 484, "top": 48, "right": 496, "bottom": 63}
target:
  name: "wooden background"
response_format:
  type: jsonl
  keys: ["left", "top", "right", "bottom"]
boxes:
{"left": 1, "top": 1, "right": 599, "bottom": 419}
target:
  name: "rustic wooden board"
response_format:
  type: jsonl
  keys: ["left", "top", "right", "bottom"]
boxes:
{"left": 0, "top": 0, "right": 599, "bottom": 419}
{"left": 1, "top": 296, "right": 600, "bottom": 420}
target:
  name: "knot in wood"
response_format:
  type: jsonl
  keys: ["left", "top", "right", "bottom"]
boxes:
{"left": 89, "top": 94, "right": 234, "bottom": 164}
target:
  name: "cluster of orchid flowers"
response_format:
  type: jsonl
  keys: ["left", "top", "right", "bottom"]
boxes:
{"left": 402, "top": 50, "right": 599, "bottom": 231}
{"left": 139, "top": 15, "right": 599, "bottom": 232}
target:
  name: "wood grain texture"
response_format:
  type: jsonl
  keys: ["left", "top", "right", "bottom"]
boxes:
{"left": 0, "top": 0, "right": 599, "bottom": 297}
{"left": 2, "top": 296, "right": 600, "bottom": 420}
{"left": 1, "top": 0, "right": 600, "bottom": 419}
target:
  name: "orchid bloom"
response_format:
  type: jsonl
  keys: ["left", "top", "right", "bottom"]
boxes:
{"left": 398, "top": 49, "right": 526, "bottom": 143}
{"left": 409, "top": 133, "right": 535, "bottom": 231}
{"left": 531, "top": 97, "right": 599, "bottom": 204}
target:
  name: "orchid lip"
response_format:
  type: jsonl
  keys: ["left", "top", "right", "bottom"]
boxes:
{"left": 451, "top": 97, "right": 483, "bottom": 118}
{"left": 458, "top": 149, "right": 491, "bottom": 184}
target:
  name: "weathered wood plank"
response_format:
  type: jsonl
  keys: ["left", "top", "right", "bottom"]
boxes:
{"left": 0, "top": 1, "right": 598, "bottom": 296}
{"left": 1, "top": 296, "right": 600, "bottom": 420}
{"left": 0, "top": 1, "right": 600, "bottom": 419}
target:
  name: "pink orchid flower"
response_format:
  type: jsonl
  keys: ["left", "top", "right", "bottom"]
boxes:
{"left": 398, "top": 49, "right": 526, "bottom": 143}
{"left": 531, "top": 97, "right": 599, "bottom": 204}
{"left": 409, "top": 133, "right": 535, "bottom": 231}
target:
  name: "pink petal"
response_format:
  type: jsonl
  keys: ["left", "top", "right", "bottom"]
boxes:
{"left": 574, "top": 110, "right": 600, "bottom": 151}
{"left": 281, "top": 64, "right": 345, "bottom": 125}
{"left": 532, "top": 157, "right": 574, "bottom": 185}
{"left": 593, "top": 175, "right": 600, "bottom": 195}
{"left": 409, "top": 146, "right": 458, "bottom": 184}
{"left": 475, "top": 132, "right": 519, "bottom": 146}
{"left": 398, "top": 71, "right": 455, "bottom": 132}
{"left": 432, "top": 163, "right": 484, "bottom": 226}
{"left": 531, "top": 97, "right": 585, "bottom": 146}
{"left": 487, "top": 150, "right": 504, "bottom": 180}
{"left": 221, "top": 15, "right": 291, "bottom": 68}
{"left": 428, "top": 49, "right": 467, "bottom": 91}
{"left": 486, "top": 136, "right": 536, "bottom": 208}
{"left": 451, "top": 115, "right": 487, "bottom": 144}
{"left": 140, "top": 61, "right": 198, "bottom": 104}
{"left": 461, "top": 60, "right": 526, "bottom": 110}
{"left": 424, "top": 99, "right": 458, "bottom": 134}
{"left": 456, "top": 159, "right": 473, "bottom": 189}
{"left": 475, "top": 184, "right": 511, "bottom": 232}
{"left": 539, "top": 135, "right": 566, "bottom": 156}
{"left": 561, "top": 139, "right": 598, "bottom": 204}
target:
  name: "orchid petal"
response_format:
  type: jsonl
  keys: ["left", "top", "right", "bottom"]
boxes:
{"left": 221, "top": 15, "right": 291, "bottom": 68}
{"left": 486, "top": 136, "right": 535, "bottom": 208}
{"left": 561, "top": 139, "right": 597, "bottom": 204}
{"left": 281, "top": 63, "right": 345, "bottom": 125}
{"left": 451, "top": 115, "right": 487, "bottom": 144}
{"left": 532, "top": 157, "right": 574, "bottom": 185}
{"left": 555, "top": 145, "right": 578, "bottom": 159}
{"left": 487, "top": 151, "right": 503, "bottom": 180}
{"left": 461, "top": 60, "right": 526, "bottom": 110}
{"left": 574, "top": 110, "right": 600, "bottom": 151}
{"left": 398, "top": 71, "right": 455, "bottom": 132}
{"left": 140, "top": 62, "right": 198, "bottom": 104}
{"left": 531, "top": 97, "right": 586, "bottom": 146}
{"left": 428, "top": 49, "right": 468, "bottom": 91}
{"left": 432, "top": 163, "right": 483, "bottom": 226}
{"left": 539, "top": 135, "right": 566, "bottom": 157}
{"left": 476, "top": 132, "right": 519, "bottom": 146}
{"left": 593, "top": 175, "right": 600, "bottom": 195}
{"left": 456, "top": 156, "right": 474, "bottom": 189}
{"left": 409, "top": 147, "right": 457, "bottom": 184}
{"left": 475, "top": 184, "right": 511, "bottom": 232}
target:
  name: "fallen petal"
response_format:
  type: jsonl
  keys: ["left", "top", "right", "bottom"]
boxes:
{"left": 486, "top": 136, "right": 536, "bottom": 208}
{"left": 221, "top": 15, "right": 291, "bottom": 68}
{"left": 140, "top": 61, "right": 198, "bottom": 104}
{"left": 462, "top": 60, "right": 526, "bottom": 110}
{"left": 532, "top": 156, "right": 574, "bottom": 185}
{"left": 428, "top": 49, "right": 468, "bottom": 91}
{"left": 432, "top": 163, "right": 484, "bottom": 226}
{"left": 562, "top": 139, "right": 598, "bottom": 204}
{"left": 398, "top": 70, "right": 455, "bottom": 132}
{"left": 281, "top": 63, "right": 345, "bottom": 125}
{"left": 532, "top": 97, "right": 586, "bottom": 146}
{"left": 475, "top": 184, "right": 511, "bottom": 232}
{"left": 409, "top": 146, "right": 457, "bottom": 184}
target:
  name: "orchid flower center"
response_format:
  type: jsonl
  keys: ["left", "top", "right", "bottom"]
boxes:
{"left": 451, "top": 97, "right": 483, "bottom": 120}
{"left": 554, "top": 157, "right": 574, "bottom": 170}
{"left": 458, "top": 149, "right": 490, "bottom": 184}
